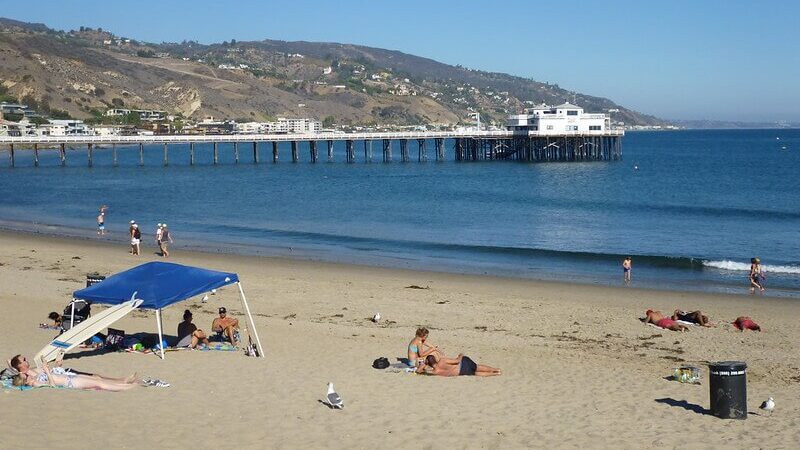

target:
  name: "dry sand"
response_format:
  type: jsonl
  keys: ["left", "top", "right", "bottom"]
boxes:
{"left": 0, "top": 230, "right": 798, "bottom": 449}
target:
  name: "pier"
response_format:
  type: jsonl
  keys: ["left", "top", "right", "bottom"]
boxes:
{"left": 0, "top": 130, "right": 623, "bottom": 167}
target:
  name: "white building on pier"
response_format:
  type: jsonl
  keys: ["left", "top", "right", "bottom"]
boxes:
{"left": 506, "top": 102, "right": 608, "bottom": 134}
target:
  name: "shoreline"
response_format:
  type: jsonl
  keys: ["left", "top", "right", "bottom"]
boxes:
{"left": 1, "top": 221, "right": 796, "bottom": 300}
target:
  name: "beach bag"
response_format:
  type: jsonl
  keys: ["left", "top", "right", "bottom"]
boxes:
{"left": 105, "top": 328, "right": 125, "bottom": 350}
{"left": 372, "top": 357, "right": 390, "bottom": 369}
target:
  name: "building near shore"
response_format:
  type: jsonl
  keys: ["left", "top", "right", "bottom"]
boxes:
{"left": 38, "top": 119, "right": 92, "bottom": 136}
{"left": 505, "top": 102, "right": 608, "bottom": 134}
{"left": 105, "top": 108, "right": 166, "bottom": 122}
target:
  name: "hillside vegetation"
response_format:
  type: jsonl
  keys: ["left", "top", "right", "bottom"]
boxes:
{"left": 0, "top": 18, "right": 664, "bottom": 127}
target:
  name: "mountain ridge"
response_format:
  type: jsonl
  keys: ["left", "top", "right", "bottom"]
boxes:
{"left": 0, "top": 17, "right": 665, "bottom": 127}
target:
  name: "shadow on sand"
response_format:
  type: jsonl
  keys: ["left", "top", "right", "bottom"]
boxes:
{"left": 654, "top": 398, "right": 711, "bottom": 416}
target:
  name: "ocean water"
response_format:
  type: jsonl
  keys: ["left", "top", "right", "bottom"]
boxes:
{"left": 1, "top": 129, "right": 799, "bottom": 297}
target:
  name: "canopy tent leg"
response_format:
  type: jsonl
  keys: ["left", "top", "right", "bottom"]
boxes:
{"left": 70, "top": 300, "right": 76, "bottom": 329}
{"left": 155, "top": 308, "right": 165, "bottom": 360}
{"left": 237, "top": 282, "right": 264, "bottom": 357}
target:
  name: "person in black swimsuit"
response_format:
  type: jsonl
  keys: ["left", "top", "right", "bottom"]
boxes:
{"left": 671, "top": 309, "right": 714, "bottom": 327}
{"left": 419, "top": 354, "right": 501, "bottom": 377}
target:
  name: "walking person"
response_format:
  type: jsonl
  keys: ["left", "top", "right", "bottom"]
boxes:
{"left": 128, "top": 220, "right": 136, "bottom": 254}
{"left": 622, "top": 257, "right": 632, "bottom": 285}
{"left": 131, "top": 223, "right": 141, "bottom": 256}
{"left": 749, "top": 257, "right": 765, "bottom": 294}
{"left": 96, "top": 205, "right": 107, "bottom": 235}
{"left": 159, "top": 224, "right": 174, "bottom": 257}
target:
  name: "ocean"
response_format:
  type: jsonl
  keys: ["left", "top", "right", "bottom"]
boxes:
{"left": 1, "top": 129, "right": 799, "bottom": 297}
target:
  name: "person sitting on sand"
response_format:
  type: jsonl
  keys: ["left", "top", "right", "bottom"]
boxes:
{"left": 177, "top": 310, "right": 209, "bottom": 349}
{"left": 39, "top": 312, "right": 63, "bottom": 330}
{"left": 644, "top": 310, "right": 689, "bottom": 332}
{"left": 417, "top": 354, "right": 501, "bottom": 377}
{"left": 211, "top": 307, "right": 239, "bottom": 345}
{"left": 733, "top": 316, "right": 761, "bottom": 331}
{"left": 407, "top": 328, "right": 445, "bottom": 368}
{"left": 9, "top": 354, "right": 167, "bottom": 391}
{"left": 672, "top": 309, "right": 714, "bottom": 327}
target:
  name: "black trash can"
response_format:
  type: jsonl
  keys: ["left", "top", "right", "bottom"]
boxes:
{"left": 708, "top": 361, "right": 747, "bottom": 419}
{"left": 86, "top": 273, "right": 106, "bottom": 287}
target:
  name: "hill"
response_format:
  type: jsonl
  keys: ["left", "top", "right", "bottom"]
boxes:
{"left": 0, "top": 18, "right": 665, "bottom": 127}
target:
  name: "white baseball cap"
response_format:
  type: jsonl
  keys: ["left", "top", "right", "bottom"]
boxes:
{"left": 157, "top": 223, "right": 162, "bottom": 227}
{"left": 130, "top": 220, "right": 136, "bottom": 224}
{"left": 132, "top": 224, "right": 138, "bottom": 228}
{"left": 162, "top": 223, "right": 168, "bottom": 227}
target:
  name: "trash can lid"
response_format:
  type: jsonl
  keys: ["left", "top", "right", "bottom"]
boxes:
{"left": 709, "top": 361, "right": 747, "bottom": 371}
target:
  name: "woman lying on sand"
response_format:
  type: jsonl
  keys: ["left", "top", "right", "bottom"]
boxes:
{"left": 733, "top": 316, "right": 761, "bottom": 331}
{"left": 644, "top": 310, "right": 689, "bottom": 332}
{"left": 9, "top": 354, "right": 168, "bottom": 391}
{"left": 672, "top": 310, "right": 714, "bottom": 327}
{"left": 417, "top": 354, "right": 501, "bottom": 377}
{"left": 407, "top": 327, "right": 445, "bottom": 368}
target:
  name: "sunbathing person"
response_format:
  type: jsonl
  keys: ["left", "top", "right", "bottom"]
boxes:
{"left": 9, "top": 354, "right": 166, "bottom": 391}
{"left": 733, "top": 316, "right": 761, "bottom": 331}
{"left": 177, "top": 309, "right": 209, "bottom": 349}
{"left": 644, "top": 310, "right": 689, "bottom": 332}
{"left": 211, "top": 306, "right": 239, "bottom": 345}
{"left": 407, "top": 327, "right": 445, "bottom": 368}
{"left": 418, "top": 354, "right": 501, "bottom": 377}
{"left": 672, "top": 309, "right": 714, "bottom": 327}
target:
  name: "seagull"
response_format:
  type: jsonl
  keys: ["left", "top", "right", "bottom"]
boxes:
{"left": 324, "top": 382, "right": 344, "bottom": 409}
{"left": 372, "top": 313, "right": 381, "bottom": 323}
{"left": 201, "top": 295, "right": 209, "bottom": 303}
{"left": 760, "top": 397, "right": 775, "bottom": 415}
{"left": 211, "top": 289, "right": 217, "bottom": 295}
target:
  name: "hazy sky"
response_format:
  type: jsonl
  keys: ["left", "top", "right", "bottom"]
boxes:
{"left": 4, "top": 0, "right": 798, "bottom": 122}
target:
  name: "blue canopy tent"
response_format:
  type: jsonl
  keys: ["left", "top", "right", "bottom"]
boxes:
{"left": 73, "top": 261, "right": 264, "bottom": 359}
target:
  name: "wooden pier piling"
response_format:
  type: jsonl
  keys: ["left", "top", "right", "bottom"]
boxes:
{"left": 272, "top": 141, "right": 279, "bottom": 162}
{"left": 59, "top": 143, "right": 66, "bottom": 166}
{"left": 87, "top": 143, "right": 93, "bottom": 167}
{"left": 9, "top": 143, "right": 14, "bottom": 167}
{"left": 400, "top": 139, "right": 409, "bottom": 162}
{"left": 112, "top": 143, "right": 118, "bottom": 166}
{"left": 310, "top": 141, "right": 318, "bottom": 163}
{"left": 364, "top": 140, "right": 372, "bottom": 162}
{"left": 326, "top": 140, "right": 334, "bottom": 162}
{"left": 382, "top": 139, "right": 392, "bottom": 162}
{"left": 163, "top": 143, "right": 168, "bottom": 166}
{"left": 189, "top": 143, "right": 195, "bottom": 165}
{"left": 435, "top": 138, "right": 444, "bottom": 161}
{"left": 346, "top": 140, "right": 354, "bottom": 163}
{"left": 33, "top": 144, "right": 39, "bottom": 167}
{"left": 252, "top": 142, "right": 259, "bottom": 164}
{"left": 138, "top": 143, "right": 144, "bottom": 166}
{"left": 417, "top": 139, "right": 426, "bottom": 162}
{"left": 234, "top": 142, "right": 239, "bottom": 164}
{"left": 291, "top": 141, "right": 299, "bottom": 163}
{"left": 213, "top": 142, "right": 219, "bottom": 165}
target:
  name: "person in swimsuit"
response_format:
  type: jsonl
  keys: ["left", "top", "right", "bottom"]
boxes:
{"left": 644, "top": 310, "right": 689, "bottom": 332}
{"left": 97, "top": 205, "right": 107, "bottom": 235}
{"left": 672, "top": 309, "right": 713, "bottom": 327}
{"left": 418, "top": 354, "right": 501, "bottom": 377}
{"left": 749, "top": 257, "right": 765, "bottom": 294}
{"left": 211, "top": 307, "right": 240, "bottom": 345}
{"left": 622, "top": 257, "right": 632, "bottom": 285}
{"left": 159, "top": 224, "right": 174, "bottom": 257}
{"left": 176, "top": 310, "right": 209, "bottom": 348}
{"left": 9, "top": 354, "right": 164, "bottom": 391}
{"left": 407, "top": 328, "right": 445, "bottom": 368}
{"left": 733, "top": 316, "right": 761, "bottom": 331}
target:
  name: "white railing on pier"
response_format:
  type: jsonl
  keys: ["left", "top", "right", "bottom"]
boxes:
{"left": 0, "top": 129, "right": 623, "bottom": 145}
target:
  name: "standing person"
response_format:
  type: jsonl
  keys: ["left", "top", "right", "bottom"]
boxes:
{"left": 155, "top": 223, "right": 163, "bottom": 246}
{"left": 749, "top": 257, "right": 765, "bottom": 294}
{"left": 128, "top": 220, "right": 136, "bottom": 254}
{"left": 159, "top": 224, "right": 174, "bottom": 257}
{"left": 622, "top": 257, "right": 632, "bottom": 285}
{"left": 131, "top": 224, "right": 141, "bottom": 256}
{"left": 96, "top": 205, "right": 107, "bottom": 235}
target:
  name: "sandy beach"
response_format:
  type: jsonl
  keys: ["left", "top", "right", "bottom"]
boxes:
{"left": 1, "top": 229, "right": 798, "bottom": 449}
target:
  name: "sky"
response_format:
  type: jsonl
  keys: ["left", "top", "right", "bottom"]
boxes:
{"left": 3, "top": 0, "right": 799, "bottom": 122}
